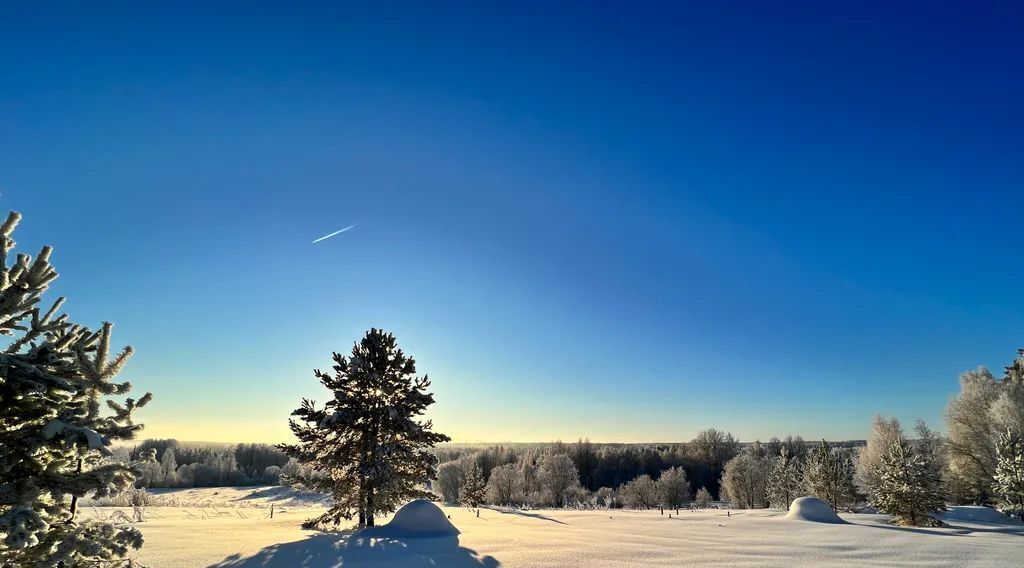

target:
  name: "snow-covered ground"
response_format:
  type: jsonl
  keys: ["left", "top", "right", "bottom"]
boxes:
{"left": 85, "top": 487, "right": 1024, "bottom": 567}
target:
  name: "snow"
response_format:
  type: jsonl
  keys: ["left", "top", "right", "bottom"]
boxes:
{"left": 939, "top": 506, "right": 1020, "bottom": 525}
{"left": 84, "top": 487, "right": 1024, "bottom": 567}
{"left": 784, "top": 497, "right": 845, "bottom": 524}
{"left": 370, "top": 499, "right": 459, "bottom": 538}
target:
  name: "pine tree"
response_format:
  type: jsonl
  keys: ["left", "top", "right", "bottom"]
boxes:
{"left": 280, "top": 328, "right": 450, "bottom": 528}
{"left": 0, "top": 211, "right": 152, "bottom": 567}
{"left": 803, "top": 440, "right": 858, "bottom": 512}
{"left": 767, "top": 447, "right": 802, "bottom": 509}
{"left": 993, "top": 428, "right": 1024, "bottom": 519}
{"left": 872, "top": 438, "right": 946, "bottom": 526}
{"left": 459, "top": 465, "right": 487, "bottom": 516}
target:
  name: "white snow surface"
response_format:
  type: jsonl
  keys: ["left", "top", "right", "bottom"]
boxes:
{"left": 938, "top": 505, "right": 1019, "bottom": 525}
{"left": 87, "top": 487, "right": 1024, "bottom": 567}
{"left": 784, "top": 497, "right": 845, "bottom": 524}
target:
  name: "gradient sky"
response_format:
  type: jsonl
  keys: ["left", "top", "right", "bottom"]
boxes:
{"left": 2, "top": 1, "right": 1022, "bottom": 443}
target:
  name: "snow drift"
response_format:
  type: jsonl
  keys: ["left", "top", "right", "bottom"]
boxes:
{"left": 784, "top": 497, "right": 845, "bottom": 524}
{"left": 374, "top": 500, "right": 459, "bottom": 538}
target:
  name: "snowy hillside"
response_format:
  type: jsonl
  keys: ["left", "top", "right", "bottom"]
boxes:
{"left": 84, "top": 489, "right": 1024, "bottom": 568}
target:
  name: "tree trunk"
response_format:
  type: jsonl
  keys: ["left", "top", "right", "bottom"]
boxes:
{"left": 366, "top": 487, "right": 375, "bottom": 527}
{"left": 66, "top": 458, "right": 83, "bottom": 524}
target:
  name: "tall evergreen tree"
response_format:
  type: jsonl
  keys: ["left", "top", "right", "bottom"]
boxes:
{"left": 993, "top": 428, "right": 1024, "bottom": 519}
{"left": 459, "top": 465, "right": 487, "bottom": 515}
{"left": 871, "top": 438, "right": 946, "bottom": 526}
{"left": 802, "top": 440, "right": 858, "bottom": 512}
{"left": 0, "top": 211, "right": 152, "bottom": 567}
{"left": 767, "top": 447, "right": 803, "bottom": 509}
{"left": 280, "top": 328, "right": 450, "bottom": 528}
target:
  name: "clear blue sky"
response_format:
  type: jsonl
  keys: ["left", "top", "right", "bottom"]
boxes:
{"left": 2, "top": 1, "right": 1021, "bottom": 442}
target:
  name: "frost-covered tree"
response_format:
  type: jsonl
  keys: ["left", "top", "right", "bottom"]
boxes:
{"left": 721, "top": 451, "right": 770, "bottom": 509}
{"left": 802, "top": 440, "right": 858, "bottom": 512}
{"left": 538, "top": 454, "right": 579, "bottom": 507}
{"left": 280, "top": 329, "right": 450, "bottom": 528}
{"left": 0, "top": 211, "right": 152, "bottom": 567}
{"left": 656, "top": 467, "right": 691, "bottom": 509}
{"left": 459, "top": 465, "right": 487, "bottom": 513}
{"left": 694, "top": 486, "right": 712, "bottom": 508}
{"left": 689, "top": 429, "right": 740, "bottom": 499}
{"left": 134, "top": 449, "right": 161, "bottom": 489}
{"left": 993, "top": 428, "right": 1024, "bottom": 519}
{"left": 872, "top": 438, "right": 946, "bottom": 526}
{"left": 435, "top": 461, "right": 465, "bottom": 504}
{"left": 485, "top": 464, "right": 522, "bottom": 506}
{"left": 856, "top": 415, "right": 903, "bottom": 493}
{"left": 160, "top": 448, "right": 179, "bottom": 487}
{"left": 767, "top": 447, "right": 802, "bottom": 509}
{"left": 595, "top": 487, "right": 617, "bottom": 508}
{"left": 945, "top": 351, "right": 1024, "bottom": 504}
{"left": 621, "top": 474, "right": 658, "bottom": 509}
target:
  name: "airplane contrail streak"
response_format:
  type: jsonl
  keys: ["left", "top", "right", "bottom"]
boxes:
{"left": 312, "top": 224, "right": 358, "bottom": 243}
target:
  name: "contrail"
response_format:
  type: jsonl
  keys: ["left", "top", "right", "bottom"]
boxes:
{"left": 312, "top": 224, "right": 358, "bottom": 243}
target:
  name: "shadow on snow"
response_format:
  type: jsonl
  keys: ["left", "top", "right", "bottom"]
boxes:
{"left": 210, "top": 530, "right": 500, "bottom": 568}
{"left": 487, "top": 507, "right": 567, "bottom": 525}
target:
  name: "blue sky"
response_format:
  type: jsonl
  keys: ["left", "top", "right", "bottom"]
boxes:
{"left": 1, "top": 1, "right": 1022, "bottom": 442}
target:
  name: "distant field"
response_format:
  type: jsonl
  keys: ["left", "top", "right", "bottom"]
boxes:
{"left": 84, "top": 487, "right": 1024, "bottom": 568}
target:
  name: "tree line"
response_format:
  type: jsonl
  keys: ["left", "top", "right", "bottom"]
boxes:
{"left": 117, "top": 439, "right": 297, "bottom": 488}
{"left": 427, "top": 350, "right": 1024, "bottom": 528}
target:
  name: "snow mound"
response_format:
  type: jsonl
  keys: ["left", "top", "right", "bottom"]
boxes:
{"left": 784, "top": 497, "right": 845, "bottom": 524}
{"left": 941, "top": 506, "right": 1019, "bottom": 525}
{"left": 376, "top": 500, "right": 459, "bottom": 538}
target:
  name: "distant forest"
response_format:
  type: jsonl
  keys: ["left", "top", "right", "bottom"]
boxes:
{"left": 120, "top": 434, "right": 864, "bottom": 500}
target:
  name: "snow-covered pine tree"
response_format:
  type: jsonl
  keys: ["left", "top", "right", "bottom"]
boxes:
{"left": 459, "top": 464, "right": 487, "bottom": 516}
{"left": 280, "top": 328, "right": 450, "bottom": 528}
{"left": 0, "top": 211, "right": 152, "bottom": 567}
{"left": 767, "top": 447, "right": 802, "bottom": 509}
{"left": 993, "top": 428, "right": 1024, "bottom": 519}
{"left": 802, "top": 440, "right": 858, "bottom": 512}
{"left": 871, "top": 438, "right": 946, "bottom": 526}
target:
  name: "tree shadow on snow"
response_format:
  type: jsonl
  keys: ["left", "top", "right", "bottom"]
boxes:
{"left": 488, "top": 507, "right": 567, "bottom": 525}
{"left": 210, "top": 530, "right": 500, "bottom": 568}
{"left": 860, "top": 521, "right": 1024, "bottom": 538}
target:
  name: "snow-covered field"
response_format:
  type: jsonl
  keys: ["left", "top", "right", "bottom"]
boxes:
{"left": 86, "top": 487, "right": 1024, "bottom": 567}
